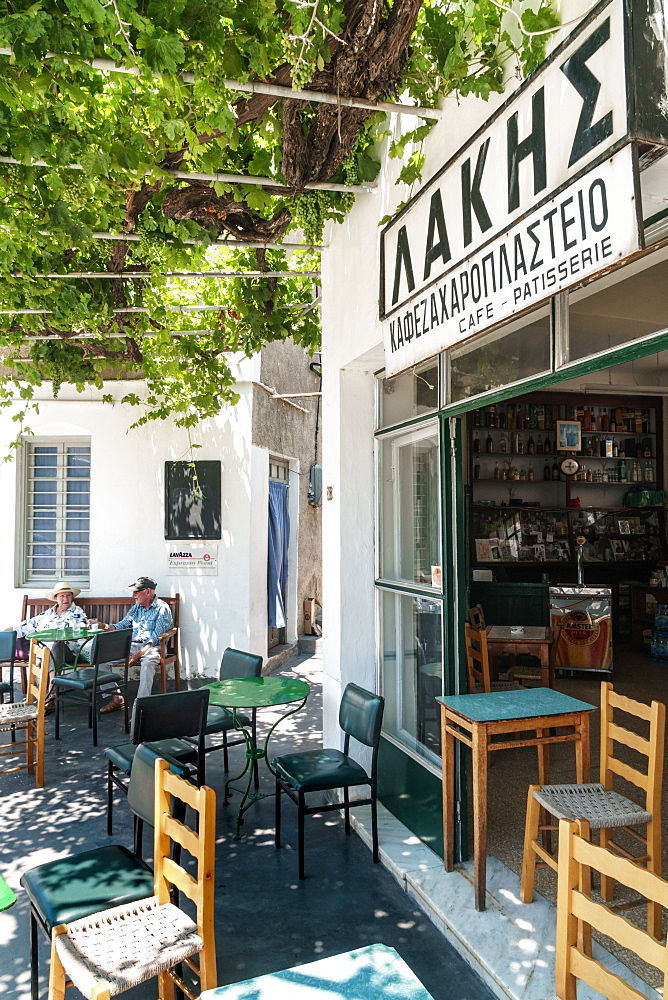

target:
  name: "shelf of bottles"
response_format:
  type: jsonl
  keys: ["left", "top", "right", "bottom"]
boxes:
{"left": 471, "top": 505, "right": 664, "bottom": 564}
{"left": 472, "top": 400, "right": 657, "bottom": 485}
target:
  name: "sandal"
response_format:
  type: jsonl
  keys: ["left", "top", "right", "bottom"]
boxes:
{"left": 100, "top": 695, "right": 125, "bottom": 714}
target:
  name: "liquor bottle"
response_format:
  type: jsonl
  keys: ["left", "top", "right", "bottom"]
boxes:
{"left": 619, "top": 459, "right": 627, "bottom": 482}
{"left": 500, "top": 434, "right": 508, "bottom": 454}
{"left": 636, "top": 439, "right": 643, "bottom": 458}
{"left": 618, "top": 440, "right": 626, "bottom": 457}
{"left": 600, "top": 408, "right": 608, "bottom": 432}
{"left": 519, "top": 467, "right": 526, "bottom": 481}
{"left": 543, "top": 460, "right": 551, "bottom": 481}
{"left": 528, "top": 463, "right": 535, "bottom": 481}
{"left": 486, "top": 432, "right": 493, "bottom": 453}
{"left": 473, "top": 431, "right": 480, "bottom": 453}
{"left": 536, "top": 434, "right": 543, "bottom": 454}
{"left": 583, "top": 409, "right": 592, "bottom": 431}
{"left": 585, "top": 437, "right": 593, "bottom": 457}
{"left": 517, "top": 436, "right": 525, "bottom": 455}
{"left": 507, "top": 403, "right": 516, "bottom": 429}
{"left": 493, "top": 461, "right": 500, "bottom": 480}
{"left": 527, "top": 434, "right": 535, "bottom": 454}
{"left": 499, "top": 406, "right": 506, "bottom": 429}
{"left": 474, "top": 457, "right": 481, "bottom": 480}
{"left": 543, "top": 434, "right": 551, "bottom": 455}
{"left": 516, "top": 404, "right": 524, "bottom": 429}
{"left": 586, "top": 467, "right": 593, "bottom": 483}
{"left": 609, "top": 412, "right": 616, "bottom": 432}
{"left": 511, "top": 432, "right": 519, "bottom": 454}
{"left": 552, "top": 460, "right": 560, "bottom": 481}
{"left": 645, "top": 461, "right": 654, "bottom": 483}
{"left": 612, "top": 439, "right": 618, "bottom": 458}
{"left": 644, "top": 439, "right": 652, "bottom": 458}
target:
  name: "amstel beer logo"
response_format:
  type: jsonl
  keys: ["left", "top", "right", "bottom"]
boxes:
{"left": 561, "top": 611, "right": 600, "bottom": 646}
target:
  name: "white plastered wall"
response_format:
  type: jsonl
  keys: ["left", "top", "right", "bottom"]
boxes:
{"left": 320, "top": 0, "right": 592, "bottom": 745}
{"left": 0, "top": 353, "right": 274, "bottom": 678}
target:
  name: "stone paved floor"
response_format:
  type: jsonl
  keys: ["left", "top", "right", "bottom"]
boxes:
{"left": 0, "top": 651, "right": 494, "bottom": 1000}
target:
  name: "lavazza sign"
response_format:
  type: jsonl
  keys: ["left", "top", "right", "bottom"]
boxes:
{"left": 380, "top": 0, "right": 643, "bottom": 377}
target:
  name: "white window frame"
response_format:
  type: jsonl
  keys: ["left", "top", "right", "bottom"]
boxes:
{"left": 18, "top": 437, "right": 91, "bottom": 587}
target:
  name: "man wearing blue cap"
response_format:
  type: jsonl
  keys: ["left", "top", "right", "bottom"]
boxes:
{"left": 100, "top": 576, "right": 173, "bottom": 712}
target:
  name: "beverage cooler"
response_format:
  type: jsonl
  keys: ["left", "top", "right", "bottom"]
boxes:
{"left": 549, "top": 586, "right": 613, "bottom": 673}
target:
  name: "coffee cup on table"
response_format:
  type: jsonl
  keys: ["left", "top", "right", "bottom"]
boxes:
{"left": 88, "top": 621, "right": 100, "bottom": 632}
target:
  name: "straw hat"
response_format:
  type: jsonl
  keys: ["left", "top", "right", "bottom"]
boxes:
{"left": 45, "top": 582, "right": 82, "bottom": 601}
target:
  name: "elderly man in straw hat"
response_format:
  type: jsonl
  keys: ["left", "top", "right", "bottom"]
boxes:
{"left": 7, "top": 581, "right": 89, "bottom": 673}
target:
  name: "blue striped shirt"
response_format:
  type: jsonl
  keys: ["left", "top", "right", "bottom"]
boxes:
{"left": 115, "top": 598, "right": 172, "bottom": 647}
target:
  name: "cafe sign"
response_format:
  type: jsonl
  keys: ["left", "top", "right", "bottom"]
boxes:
{"left": 167, "top": 544, "right": 218, "bottom": 575}
{"left": 380, "top": 0, "right": 645, "bottom": 377}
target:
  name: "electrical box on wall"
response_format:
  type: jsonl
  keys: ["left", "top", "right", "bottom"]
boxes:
{"left": 308, "top": 464, "right": 322, "bottom": 506}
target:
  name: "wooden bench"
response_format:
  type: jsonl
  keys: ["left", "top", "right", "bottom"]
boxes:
{"left": 19, "top": 595, "right": 181, "bottom": 694}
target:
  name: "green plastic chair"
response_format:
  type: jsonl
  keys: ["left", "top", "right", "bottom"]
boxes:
{"left": 105, "top": 687, "right": 209, "bottom": 837}
{"left": 20, "top": 743, "right": 188, "bottom": 1000}
{"left": 53, "top": 628, "right": 133, "bottom": 746}
{"left": 0, "top": 630, "right": 17, "bottom": 704}
{"left": 274, "top": 682, "right": 385, "bottom": 879}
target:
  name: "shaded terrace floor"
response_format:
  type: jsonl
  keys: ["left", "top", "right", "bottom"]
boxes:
{"left": 0, "top": 651, "right": 492, "bottom": 1000}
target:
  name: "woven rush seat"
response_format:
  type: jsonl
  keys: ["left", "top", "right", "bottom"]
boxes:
{"left": 0, "top": 700, "right": 38, "bottom": 725}
{"left": 532, "top": 782, "right": 652, "bottom": 830}
{"left": 53, "top": 896, "right": 202, "bottom": 996}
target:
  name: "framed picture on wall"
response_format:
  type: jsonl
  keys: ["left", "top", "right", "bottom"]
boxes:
{"left": 164, "top": 461, "right": 221, "bottom": 539}
{"left": 556, "top": 419, "right": 582, "bottom": 451}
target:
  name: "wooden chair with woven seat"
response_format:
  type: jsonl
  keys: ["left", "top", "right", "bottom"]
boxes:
{"left": 467, "top": 605, "right": 486, "bottom": 630}
{"left": 0, "top": 642, "right": 49, "bottom": 788}
{"left": 48, "top": 755, "right": 217, "bottom": 1000}
{"left": 22, "top": 743, "right": 190, "bottom": 1000}
{"left": 510, "top": 623, "right": 560, "bottom": 688}
{"left": 556, "top": 816, "right": 668, "bottom": 1000}
{"left": 521, "top": 682, "right": 665, "bottom": 939}
{"left": 464, "top": 622, "right": 520, "bottom": 693}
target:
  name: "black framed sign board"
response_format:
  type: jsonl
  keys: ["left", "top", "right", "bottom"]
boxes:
{"left": 164, "top": 461, "right": 221, "bottom": 539}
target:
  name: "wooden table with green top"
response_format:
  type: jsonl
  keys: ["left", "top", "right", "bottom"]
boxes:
{"left": 200, "top": 942, "right": 435, "bottom": 1000}
{"left": 437, "top": 686, "right": 596, "bottom": 911}
{"left": 206, "top": 675, "right": 310, "bottom": 838}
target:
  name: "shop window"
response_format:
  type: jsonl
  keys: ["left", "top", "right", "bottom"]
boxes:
{"left": 568, "top": 251, "right": 668, "bottom": 364}
{"left": 449, "top": 308, "right": 551, "bottom": 402}
{"left": 378, "top": 421, "right": 440, "bottom": 588}
{"left": 21, "top": 440, "right": 90, "bottom": 586}
{"left": 379, "top": 589, "right": 442, "bottom": 761}
{"left": 378, "top": 361, "right": 439, "bottom": 429}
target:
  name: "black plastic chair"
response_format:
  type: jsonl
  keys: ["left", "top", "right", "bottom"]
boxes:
{"left": 20, "top": 743, "right": 189, "bottom": 1000}
{"left": 53, "top": 628, "right": 133, "bottom": 747}
{"left": 274, "top": 682, "right": 385, "bottom": 880}
{"left": 106, "top": 687, "right": 209, "bottom": 836}
{"left": 0, "top": 630, "right": 17, "bottom": 705}
{"left": 198, "top": 647, "right": 263, "bottom": 786}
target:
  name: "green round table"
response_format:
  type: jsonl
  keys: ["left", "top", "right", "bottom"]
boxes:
{"left": 0, "top": 873, "right": 16, "bottom": 911}
{"left": 206, "top": 675, "right": 310, "bottom": 838}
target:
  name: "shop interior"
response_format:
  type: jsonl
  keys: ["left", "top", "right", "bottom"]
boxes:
{"left": 464, "top": 353, "right": 668, "bottom": 984}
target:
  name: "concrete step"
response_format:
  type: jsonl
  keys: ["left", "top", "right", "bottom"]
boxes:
{"left": 298, "top": 633, "right": 323, "bottom": 656}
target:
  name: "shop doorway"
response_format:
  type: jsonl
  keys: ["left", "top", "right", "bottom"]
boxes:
{"left": 462, "top": 353, "right": 668, "bottom": 986}
{"left": 267, "top": 459, "right": 289, "bottom": 650}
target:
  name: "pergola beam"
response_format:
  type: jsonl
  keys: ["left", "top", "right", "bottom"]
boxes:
{"left": 0, "top": 48, "right": 442, "bottom": 120}
{"left": 0, "top": 226, "right": 324, "bottom": 250}
{"left": 12, "top": 270, "right": 320, "bottom": 279}
{"left": 0, "top": 155, "right": 374, "bottom": 194}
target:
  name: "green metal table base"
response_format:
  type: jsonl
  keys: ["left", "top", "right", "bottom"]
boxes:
{"left": 224, "top": 698, "right": 308, "bottom": 838}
